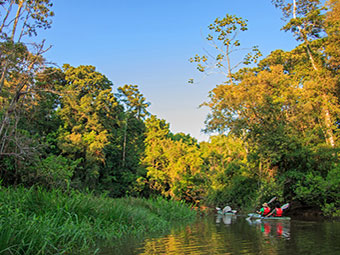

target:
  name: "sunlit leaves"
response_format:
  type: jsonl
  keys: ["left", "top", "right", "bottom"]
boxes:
{"left": 325, "top": 0, "right": 340, "bottom": 68}
{"left": 208, "top": 14, "right": 248, "bottom": 46}
{"left": 0, "top": 0, "right": 54, "bottom": 40}
{"left": 143, "top": 115, "right": 203, "bottom": 202}
{"left": 57, "top": 65, "right": 118, "bottom": 184}
{"left": 243, "top": 46, "right": 262, "bottom": 65}
{"left": 116, "top": 84, "right": 150, "bottom": 120}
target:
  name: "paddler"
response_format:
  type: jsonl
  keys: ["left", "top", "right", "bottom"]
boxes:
{"left": 267, "top": 203, "right": 283, "bottom": 217}
{"left": 257, "top": 202, "right": 271, "bottom": 216}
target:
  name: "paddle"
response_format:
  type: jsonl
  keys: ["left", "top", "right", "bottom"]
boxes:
{"left": 261, "top": 202, "right": 289, "bottom": 220}
{"left": 258, "top": 196, "right": 276, "bottom": 213}
{"left": 251, "top": 202, "right": 289, "bottom": 222}
{"left": 267, "top": 196, "right": 277, "bottom": 205}
{"left": 247, "top": 197, "right": 278, "bottom": 221}
{"left": 281, "top": 203, "right": 289, "bottom": 210}
{"left": 250, "top": 196, "right": 276, "bottom": 218}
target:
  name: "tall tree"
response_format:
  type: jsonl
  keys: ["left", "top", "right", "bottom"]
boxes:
{"left": 193, "top": 3, "right": 340, "bottom": 208}
{"left": 99, "top": 84, "right": 150, "bottom": 197}
{"left": 189, "top": 14, "right": 262, "bottom": 84}
{"left": 271, "top": 0, "right": 338, "bottom": 146}
{"left": 57, "top": 64, "right": 118, "bottom": 188}
{"left": 325, "top": 0, "right": 340, "bottom": 68}
{"left": 116, "top": 84, "right": 150, "bottom": 167}
{"left": 0, "top": 0, "right": 54, "bottom": 175}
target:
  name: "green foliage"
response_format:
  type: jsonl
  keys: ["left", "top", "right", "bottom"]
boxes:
{"left": 0, "top": 0, "right": 55, "bottom": 165}
{"left": 199, "top": 134, "right": 257, "bottom": 208}
{"left": 1, "top": 0, "right": 340, "bottom": 221}
{"left": 188, "top": 0, "right": 340, "bottom": 215}
{"left": 295, "top": 171, "right": 327, "bottom": 206}
{"left": 208, "top": 173, "right": 257, "bottom": 210}
{"left": 169, "top": 132, "right": 198, "bottom": 146}
{"left": 0, "top": 186, "right": 197, "bottom": 254}
{"left": 143, "top": 116, "right": 204, "bottom": 202}
{"left": 116, "top": 84, "right": 151, "bottom": 120}
{"left": 56, "top": 64, "right": 118, "bottom": 187}
{"left": 295, "top": 165, "right": 340, "bottom": 211}
{"left": 100, "top": 84, "right": 150, "bottom": 197}
{"left": 32, "top": 155, "right": 81, "bottom": 189}
{"left": 256, "top": 178, "right": 284, "bottom": 206}
{"left": 322, "top": 203, "right": 340, "bottom": 217}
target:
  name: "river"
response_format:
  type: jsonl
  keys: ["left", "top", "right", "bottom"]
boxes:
{"left": 100, "top": 213, "right": 340, "bottom": 255}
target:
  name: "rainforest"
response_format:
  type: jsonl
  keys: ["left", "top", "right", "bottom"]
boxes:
{"left": 0, "top": 0, "right": 340, "bottom": 254}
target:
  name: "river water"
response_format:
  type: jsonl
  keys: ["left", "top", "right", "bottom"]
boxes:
{"left": 100, "top": 214, "right": 340, "bottom": 255}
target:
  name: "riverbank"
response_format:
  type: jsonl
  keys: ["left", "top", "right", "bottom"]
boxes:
{"left": 0, "top": 186, "right": 197, "bottom": 254}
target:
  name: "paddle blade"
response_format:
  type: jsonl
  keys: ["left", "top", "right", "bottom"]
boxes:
{"left": 281, "top": 203, "right": 289, "bottom": 210}
{"left": 268, "top": 196, "right": 277, "bottom": 204}
{"left": 216, "top": 207, "right": 221, "bottom": 211}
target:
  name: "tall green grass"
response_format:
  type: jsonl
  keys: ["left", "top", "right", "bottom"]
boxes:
{"left": 0, "top": 186, "right": 197, "bottom": 254}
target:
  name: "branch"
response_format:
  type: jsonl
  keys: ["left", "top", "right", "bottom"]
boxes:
{"left": 0, "top": 0, "right": 14, "bottom": 34}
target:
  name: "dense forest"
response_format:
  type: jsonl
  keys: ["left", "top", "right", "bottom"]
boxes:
{"left": 1, "top": 0, "right": 340, "bottom": 217}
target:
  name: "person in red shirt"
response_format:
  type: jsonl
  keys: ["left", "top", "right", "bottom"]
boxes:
{"left": 268, "top": 203, "right": 283, "bottom": 217}
{"left": 257, "top": 203, "right": 271, "bottom": 216}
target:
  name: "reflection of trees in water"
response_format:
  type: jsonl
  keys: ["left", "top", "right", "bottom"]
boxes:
{"left": 108, "top": 218, "right": 339, "bottom": 255}
{"left": 137, "top": 216, "right": 285, "bottom": 254}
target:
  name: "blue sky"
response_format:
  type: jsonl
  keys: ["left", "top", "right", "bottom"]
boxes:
{"left": 36, "top": 0, "right": 298, "bottom": 141}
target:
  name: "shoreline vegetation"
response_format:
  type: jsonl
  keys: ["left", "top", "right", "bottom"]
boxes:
{"left": 0, "top": 186, "right": 197, "bottom": 255}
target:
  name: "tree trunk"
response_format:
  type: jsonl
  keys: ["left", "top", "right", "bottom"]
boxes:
{"left": 293, "top": 0, "right": 335, "bottom": 146}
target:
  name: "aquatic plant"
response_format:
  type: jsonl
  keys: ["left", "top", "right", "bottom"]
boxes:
{"left": 0, "top": 186, "right": 197, "bottom": 254}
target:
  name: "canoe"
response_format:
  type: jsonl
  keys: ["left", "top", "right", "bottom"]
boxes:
{"left": 248, "top": 213, "right": 291, "bottom": 221}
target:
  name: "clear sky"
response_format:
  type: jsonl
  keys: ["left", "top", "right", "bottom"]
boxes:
{"left": 36, "top": 0, "right": 298, "bottom": 141}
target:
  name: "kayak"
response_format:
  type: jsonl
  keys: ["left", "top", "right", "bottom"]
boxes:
{"left": 217, "top": 210, "right": 237, "bottom": 216}
{"left": 216, "top": 206, "right": 237, "bottom": 215}
{"left": 248, "top": 213, "right": 291, "bottom": 220}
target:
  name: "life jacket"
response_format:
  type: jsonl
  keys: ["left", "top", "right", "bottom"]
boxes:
{"left": 263, "top": 207, "right": 271, "bottom": 216}
{"left": 274, "top": 208, "right": 283, "bottom": 217}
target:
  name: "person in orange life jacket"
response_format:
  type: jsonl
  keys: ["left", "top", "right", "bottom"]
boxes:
{"left": 267, "top": 203, "right": 283, "bottom": 217}
{"left": 257, "top": 203, "right": 271, "bottom": 216}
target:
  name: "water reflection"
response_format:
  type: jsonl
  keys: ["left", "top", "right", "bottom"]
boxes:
{"left": 245, "top": 218, "right": 291, "bottom": 239}
{"left": 101, "top": 215, "right": 340, "bottom": 255}
{"left": 216, "top": 214, "right": 237, "bottom": 225}
{"left": 125, "top": 216, "right": 291, "bottom": 255}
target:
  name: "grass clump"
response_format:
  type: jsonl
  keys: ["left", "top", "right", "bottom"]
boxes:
{"left": 0, "top": 186, "right": 197, "bottom": 254}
